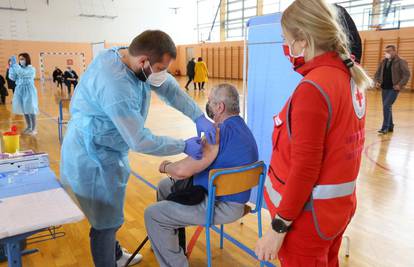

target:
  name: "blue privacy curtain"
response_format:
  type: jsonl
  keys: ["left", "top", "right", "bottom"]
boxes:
{"left": 245, "top": 13, "right": 301, "bottom": 205}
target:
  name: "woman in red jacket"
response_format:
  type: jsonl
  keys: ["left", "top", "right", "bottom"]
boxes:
{"left": 254, "top": 0, "right": 372, "bottom": 266}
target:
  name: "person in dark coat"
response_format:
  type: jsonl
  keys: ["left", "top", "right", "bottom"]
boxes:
{"left": 52, "top": 67, "right": 63, "bottom": 89}
{"left": 335, "top": 4, "right": 362, "bottom": 63}
{"left": 0, "top": 74, "right": 9, "bottom": 104}
{"left": 185, "top": 58, "right": 196, "bottom": 90}
{"left": 63, "top": 66, "right": 78, "bottom": 96}
{"left": 5, "top": 60, "right": 16, "bottom": 94}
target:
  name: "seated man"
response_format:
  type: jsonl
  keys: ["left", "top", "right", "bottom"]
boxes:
{"left": 144, "top": 83, "right": 258, "bottom": 267}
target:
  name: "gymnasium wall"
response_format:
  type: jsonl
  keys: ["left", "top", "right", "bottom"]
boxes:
{"left": 171, "top": 41, "right": 245, "bottom": 80}
{"left": 0, "top": 39, "right": 93, "bottom": 80}
{"left": 1, "top": 27, "right": 413, "bottom": 90}
{"left": 172, "top": 27, "right": 414, "bottom": 90}
{"left": 359, "top": 27, "right": 414, "bottom": 90}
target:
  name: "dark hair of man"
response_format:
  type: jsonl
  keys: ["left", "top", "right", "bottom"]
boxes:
{"left": 385, "top": 45, "right": 396, "bottom": 51}
{"left": 198, "top": 57, "right": 203, "bottom": 62}
{"left": 18, "top": 53, "right": 31, "bottom": 65}
{"left": 129, "top": 30, "right": 177, "bottom": 65}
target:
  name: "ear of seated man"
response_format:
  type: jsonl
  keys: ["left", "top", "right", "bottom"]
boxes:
{"left": 159, "top": 127, "right": 220, "bottom": 180}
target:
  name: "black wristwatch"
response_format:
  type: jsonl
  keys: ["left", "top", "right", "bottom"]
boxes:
{"left": 271, "top": 217, "right": 291, "bottom": 233}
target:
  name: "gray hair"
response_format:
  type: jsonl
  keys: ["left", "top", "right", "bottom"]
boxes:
{"left": 211, "top": 83, "right": 240, "bottom": 115}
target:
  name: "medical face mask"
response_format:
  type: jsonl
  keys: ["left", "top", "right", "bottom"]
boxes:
{"left": 206, "top": 101, "right": 216, "bottom": 120}
{"left": 282, "top": 40, "right": 305, "bottom": 69}
{"left": 19, "top": 60, "right": 26, "bottom": 67}
{"left": 147, "top": 64, "right": 168, "bottom": 87}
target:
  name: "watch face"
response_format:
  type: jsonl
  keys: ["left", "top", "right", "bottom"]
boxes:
{"left": 272, "top": 218, "right": 288, "bottom": 233}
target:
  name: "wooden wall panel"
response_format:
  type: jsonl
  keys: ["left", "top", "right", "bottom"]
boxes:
{"left": 171, "top": 27, "right": 414, "bottom": 90}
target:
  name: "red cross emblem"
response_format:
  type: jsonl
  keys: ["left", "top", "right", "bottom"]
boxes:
{"left": 351, "top": 80, "right": 365, "bottom": 119}
{"left": 355, "top": 88, "right": 363, "bottom": 108}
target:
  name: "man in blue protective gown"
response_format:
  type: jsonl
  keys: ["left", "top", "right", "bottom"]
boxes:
{"left": 60, "top": 30, "right": 216, "bottom": 267}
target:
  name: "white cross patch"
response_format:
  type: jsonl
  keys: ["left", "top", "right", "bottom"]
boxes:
{"left": 351, "top": 79, "right": 366, "bottom": 119}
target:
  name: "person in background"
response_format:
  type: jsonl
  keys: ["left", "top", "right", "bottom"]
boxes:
{"left": 5, "top": 59, "right": 16, "bottom": 94}
{"left": 63, "top": 66, "right": 78, "bottom": 96}
{"left": 194, "top": 57, "right": 208, "bottom": 90}
{"left": 52, "top": 67, "right": 63, "bottom": 89}
{"left": 374, "top": 45, "right": 411, "bottom": 134}
{"left": 8, "top": 53, "right": 39, "bottom": 135}
{"left": 184, "top": 58, "right": 196, "bottom": 90}
{"left": 335, "top": 4, "right": 362, "bottom": 63}
{"left": 254, "top": 0, "right": 372, "bottom": 265}
{"left": 0, "top": 74, "right": 8, "bottom": 104}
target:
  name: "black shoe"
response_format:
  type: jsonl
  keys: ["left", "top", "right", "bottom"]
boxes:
{"left": 389, "top": 127, "right": 394, "bottom": 133}
{"left": 377, "top": 129, "right": 388, "bottom": 134}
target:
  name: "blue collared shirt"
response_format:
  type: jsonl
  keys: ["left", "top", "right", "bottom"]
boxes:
{"left": 193, "top": 116, "right": 259, "bottom": 203}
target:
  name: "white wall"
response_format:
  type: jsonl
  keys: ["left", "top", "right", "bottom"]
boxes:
{"left": 0, "top": 0, "right": 199, "bottom": 45}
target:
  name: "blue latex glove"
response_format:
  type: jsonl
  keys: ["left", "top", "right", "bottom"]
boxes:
{"left": 195, "top": 115, "right": 216, "bottom": 145}
{"left": 184, "top": 137, "right": 203, "bottom": 160}
{"left": 10, "top": 56, "right": 17, "bottom": 65}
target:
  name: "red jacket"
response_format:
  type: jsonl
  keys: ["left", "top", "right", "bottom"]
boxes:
{"left": 264, "top": 52, "right": 366, "bottom": 239}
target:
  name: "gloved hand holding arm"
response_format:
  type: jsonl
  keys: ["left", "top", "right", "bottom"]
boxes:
{"left": 160, "top": 127, "right": 220, "bottom": 179}
{"left": 184, "top": 137, "right": 202, "bottom": 160}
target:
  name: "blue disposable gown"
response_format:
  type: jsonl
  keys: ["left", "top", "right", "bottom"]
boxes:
{"left": 60, "top": 48, "right": 203, "bottom": 229}
{"left": 8, "top": 64, "right": 39, "bottom": 115}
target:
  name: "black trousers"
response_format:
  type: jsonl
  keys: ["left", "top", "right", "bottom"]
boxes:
{"left": 198, "top": 82, "right": 205, "bottom": 90}
{"left": 185, "top": 75, "right": 195, "bottom": 89}
{"left": 65, "top": 81, "right": 78, "bottom": 95}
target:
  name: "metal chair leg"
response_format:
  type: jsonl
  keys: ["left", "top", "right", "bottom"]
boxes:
{"left": 219, "top": 225, "right": 224, "bottom": 249}
{"left": 206, "top": 227, "right": 212, "bottom": 267}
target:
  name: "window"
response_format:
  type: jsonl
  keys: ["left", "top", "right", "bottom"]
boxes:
{"left": 225, "top": 0, "right": 257, "bottom": 40}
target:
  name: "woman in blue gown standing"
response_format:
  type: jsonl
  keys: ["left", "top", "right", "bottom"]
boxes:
{"left": 8, "top": 53, "right": 39, "bottom": 135}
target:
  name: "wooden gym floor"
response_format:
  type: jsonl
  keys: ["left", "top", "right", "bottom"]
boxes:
{"left": 0, "top": 77, "right": 413, "bottom": 267}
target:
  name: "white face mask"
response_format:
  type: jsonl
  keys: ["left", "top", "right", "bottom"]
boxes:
{"left": 19, "top": 60, "right": 26, "bottom": 66}
{"left": 147, "top": 64, "right": 168, "bottom": 87}
{"left": 288, "top": 40, "right": 305, "bottom": 58}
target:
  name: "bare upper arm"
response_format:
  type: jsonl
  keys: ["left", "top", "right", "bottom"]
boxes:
{"left": 166, "top": 128, "right": 220, "bottom": 179}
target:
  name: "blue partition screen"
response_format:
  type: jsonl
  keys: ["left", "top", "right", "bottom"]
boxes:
{"left": 246, "top": 13, "right": 302, "bottom": 205}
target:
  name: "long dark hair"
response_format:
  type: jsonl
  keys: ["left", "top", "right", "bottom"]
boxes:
{"left": 18, "top": 53, "right": 31, "bottom": 66}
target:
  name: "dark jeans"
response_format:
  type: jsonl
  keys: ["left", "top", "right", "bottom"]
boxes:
{"left": 65, "top": 81, "right": 78, "bottom": 95}
{"left": 89, "top": 227, "right": 123, "bottom": 267}
{"left": 23, "top": 114, "right": 36, "bottom": 131}
{"left": 381, "top": 89, "right": 399, "bottom": 131}
{"left": 185, "top": 75, "right": 195, "bottom": 89}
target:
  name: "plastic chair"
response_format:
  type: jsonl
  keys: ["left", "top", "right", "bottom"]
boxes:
{"left": 205, "top": 161, "right": 267, "bottom": 267}
{"left": 58, "top": 98, "right": 71, "bottom": 144}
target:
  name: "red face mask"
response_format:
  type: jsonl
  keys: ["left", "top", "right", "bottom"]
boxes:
{"left": 282, "top": 44, "right": 305, "bottom": 69}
